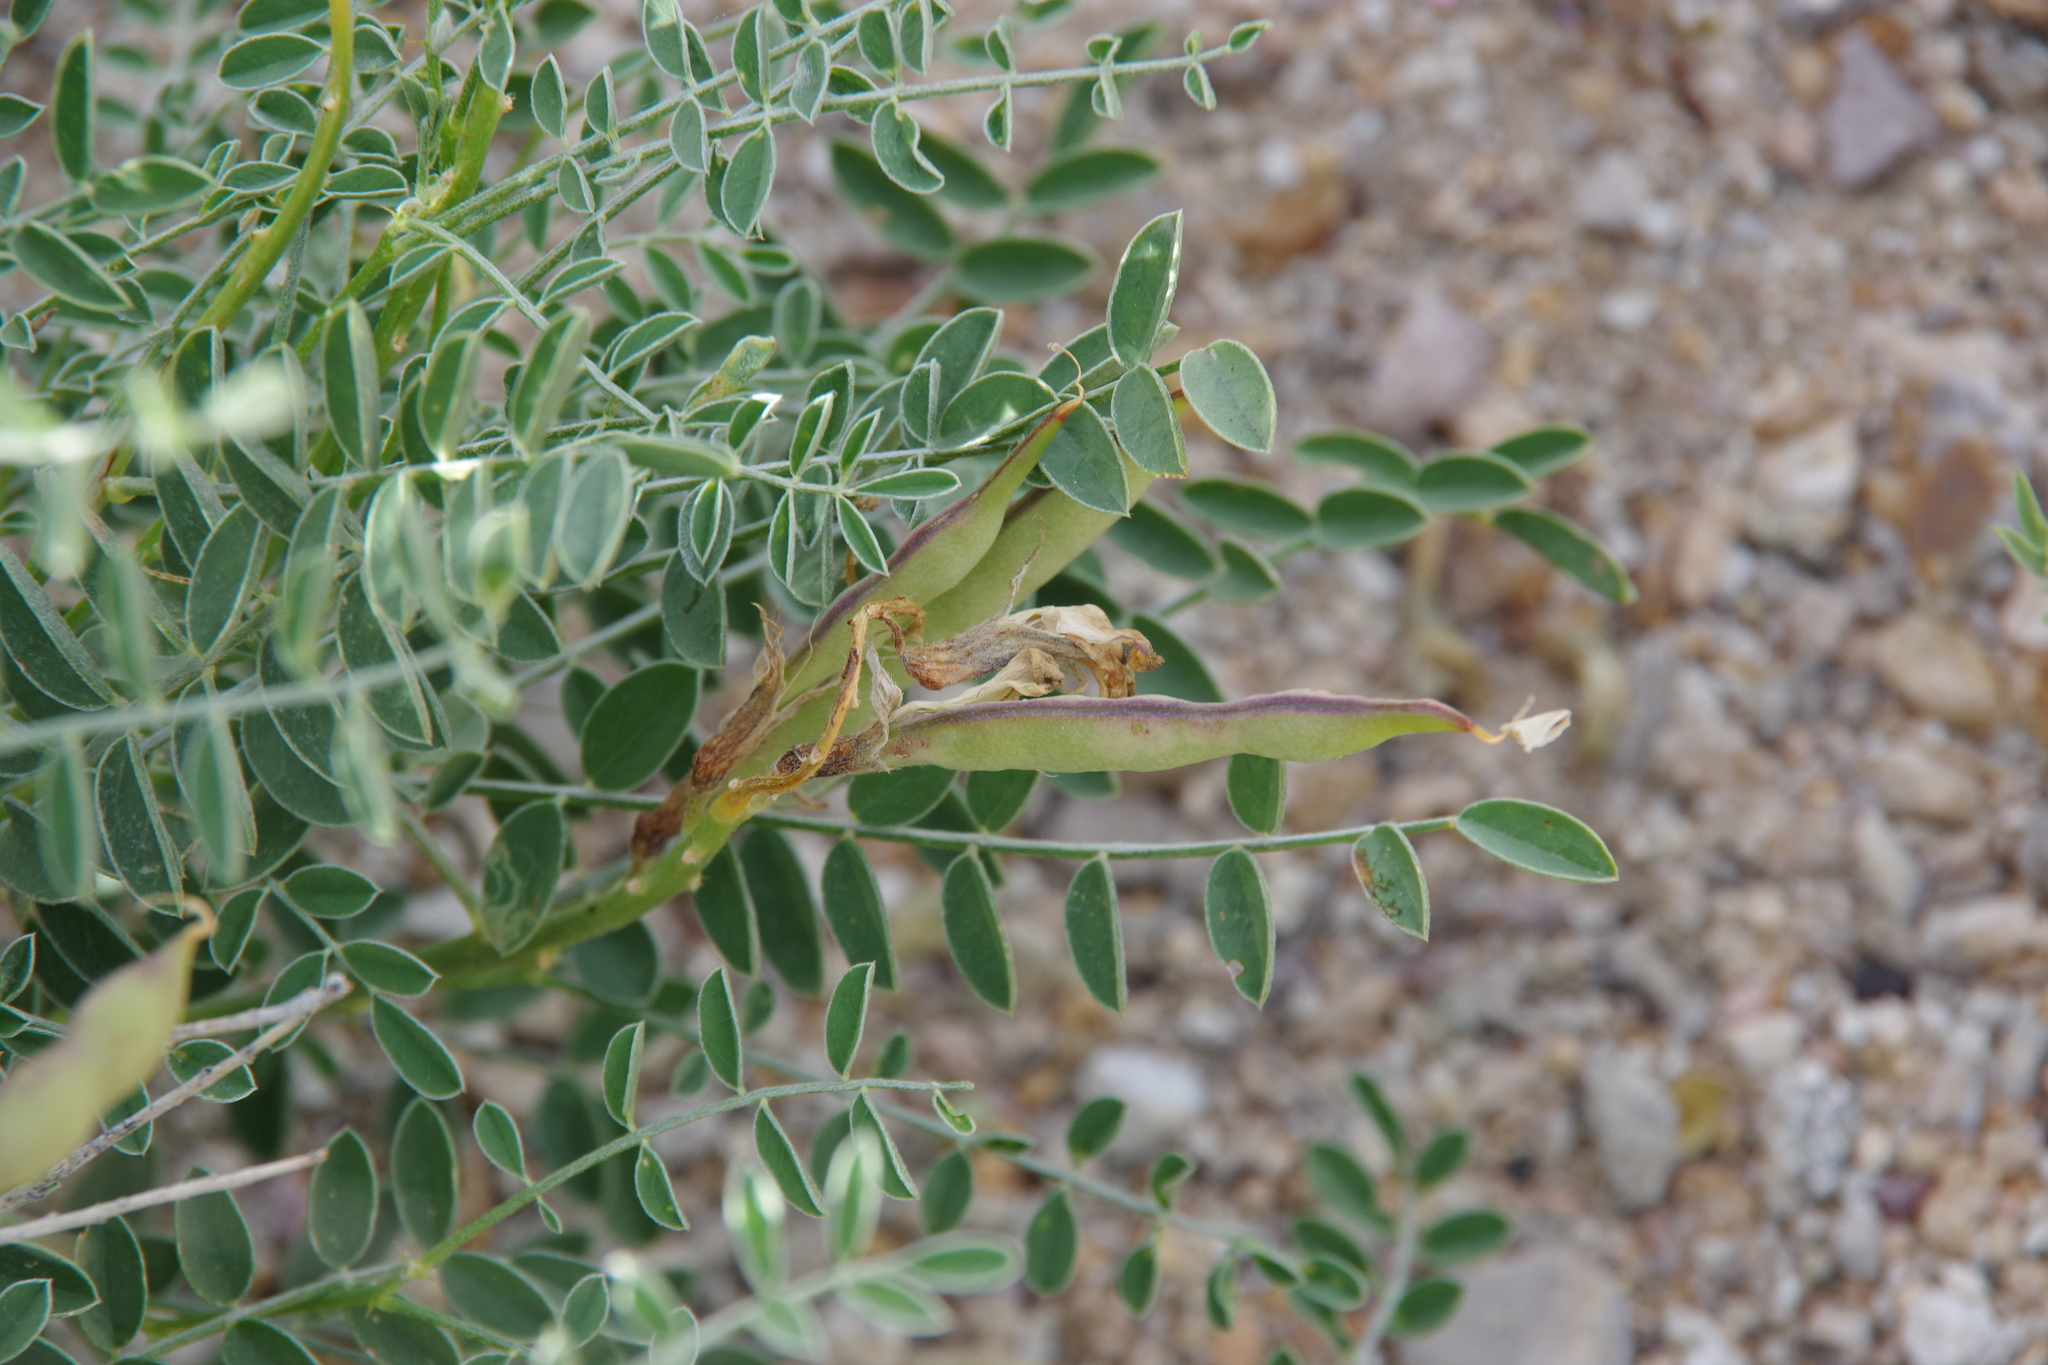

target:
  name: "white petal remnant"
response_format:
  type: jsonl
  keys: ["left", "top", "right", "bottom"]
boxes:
{"left": 1500, "top": 708, "right": 1572, "bottom": 752}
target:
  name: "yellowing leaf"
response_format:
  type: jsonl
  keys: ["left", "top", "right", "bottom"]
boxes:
{"left": 0, "top": 905, "right": 211, "bottom": 1189}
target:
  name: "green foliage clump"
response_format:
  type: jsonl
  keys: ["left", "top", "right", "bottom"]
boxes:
{"left": 0, "top": 0, "right": 1632, "bottom": 1359}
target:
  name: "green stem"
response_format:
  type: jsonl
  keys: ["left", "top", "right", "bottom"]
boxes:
{"left": 194, "top": 0, "right": 355, "bottom": 332}
{"left": 442, "top": 779, "right": 1459, "bottom": 858}
{"left": 1351, "top": 1172, "right": 1419, "bottom": 1364}
{"left": 398, "top": 807, "right": 482, "bottom": 924}
{"left": 415, "top": 1078, "right": 963, "bottom": 1269}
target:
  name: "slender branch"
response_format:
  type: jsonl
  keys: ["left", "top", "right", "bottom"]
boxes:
{"left": 377, "top": 1295, "right": 526, "bottom": 1353}
{"left": 194, "top": 0, "right": 356, "bottom": 331}
{"left": 399, "top": 807, "right": 483, "bottom": 923}
{"left": 125, "top": 1266, "right": 394, "bottom": 1358}
{"left": 443, "top": 779, "right": 1460, "bottom": 858}
{"left": 0, "top": 975, "right": 351, "bottom": 1213}
{"left": 1351, "top": 1171, "right": 1419, "bottom": 1364}
{"left": 414, "top": 1077, "right": 966, "bottom": 1269}
{"left": 0, "top": 1151, "right": 326, "bottom": 1244}
{"left": 168, "top": 984, "right": 347, "bottom": 1040}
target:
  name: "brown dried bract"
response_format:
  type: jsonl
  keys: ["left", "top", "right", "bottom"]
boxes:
{"left": 714, "top": 598, "right": 923, "bottom": 818}
{"left": 631, "top": 614, "right": 789, "bottom": 862}
{"left": 901, "top": 604, "right": 1163, "bottom": 699}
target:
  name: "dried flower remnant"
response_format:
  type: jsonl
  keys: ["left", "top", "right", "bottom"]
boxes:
{"left": 903, "top": 604, "right": 1163, "bottom": 698}
{"left": 1487, "top": 698, "right": 1572, "bottom": 752}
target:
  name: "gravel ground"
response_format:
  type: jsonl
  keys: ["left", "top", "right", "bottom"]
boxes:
{"left": 764, "top": 0, "right": 2048, "bottom": 1360}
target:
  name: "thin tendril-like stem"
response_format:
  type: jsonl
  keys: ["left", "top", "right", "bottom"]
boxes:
{"left": 0, "top": 1150, "right": 326, "bottom": 1244}
{"left": 443, "top": 777, "right": 1460, "bottom": 858}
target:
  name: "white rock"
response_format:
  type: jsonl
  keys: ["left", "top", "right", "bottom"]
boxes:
{"left": 1833, "top": 1176, "right": 1886, "bottom": 1280}
{"left": 1573, "top": 150, "right": 1654, "bottom": 235}
{"left": 1853, "top": 806, "right": 1924, "bottom": 917}
{"left": 1402, "top": 1246, "right": 1632, "bottom": 1365}
{"left": 1581, "top": 1048, "right": 1680, "bottom": 1210}
{"left": 1868, "top": 742, "right": 1982, "bottom": 825}
{"left": 1743, "top": 417, "right": 1861, "bottom": 562}
{"left": 1900, "top": 1272, "right": 2010, "bottom": 1365}
{"left": 1597, "top": 289, "right": 1660, "bottom": 334}
{"left": 1364, "top": 288, "right": 1494, "bottom": 439}
{"left": 1076, "top": 1046, "right": 1207, "bottom": 1152}
{"left": 1726, "top": 1011, "right": 1806, "bottom": 1077}
{"left": 1664, "top": 1305, "right": 1746, "bottom": 1365}
{"left": 1764, "top": 1058, "right": 1859, "bottom": 1204}
{"left": 1923, "top": 896, "right": 2048, "bottom": 973}
{"left": 1825, "top": 27, "right": 1940, "bottom": 189}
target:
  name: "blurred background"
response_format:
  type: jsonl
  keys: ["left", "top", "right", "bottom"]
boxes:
{"left": 747, "top": 0, "right": 2048, "bottom": 1360}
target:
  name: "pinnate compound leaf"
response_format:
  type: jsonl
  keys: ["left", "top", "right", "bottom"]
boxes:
{"left": 509, "top": 309, "right": 591, "bottom": 457}
{"left": 1352, "top": 824, "right": 1428, "bottom": 939}
{"left": 1492, "top": 506, "right": 1638, "bottom": 604}
{"left": 1023, "top": 1190, "right": 1078, "bottom": 1294}
{"left": 1204, "top": 847, "right": 1273, "bottom": 1007}
{"left": 96, "top": 733, "right": 179, "bottom": 900}
{"left": 371, "top": 997, "right": 463, "bottom": 1099}
{"left": 1455, "top": 798, "right": 1617, "bottom": 882}
{"left": 561, "top": 1273, "right": 609, "bottom": 1347}
{"left": 1063, "top": 855, "right": 1125, "bottom": 1013}
{"left": 942, "top": 855, "right": 1014, "bottom": 1012}
{"left": 1179, "top": 340, "right": 1275, "bottom": 452}
{"left": 392, "top": 1099, "right": 458, "bottom": 1247}
{"left": 309, "top": 1129, "right": 378, "bottom": 1268}
{"left": 1297, "top": 429, "right": 1420, "bottom": 485}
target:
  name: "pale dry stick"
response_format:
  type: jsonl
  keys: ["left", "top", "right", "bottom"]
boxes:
{"left": 167, "top": 981, "right": 349, "bottom": 1041}
{"left": 0, "top": 1150, "right": 327, "bottom": 1245}
{"left": 0, "top": 975, "right": 351, "bottom": 1213}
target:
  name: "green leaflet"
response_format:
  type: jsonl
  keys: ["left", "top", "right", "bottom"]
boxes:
{"left": 1204, "top": 847, "right": 1273, "bottom": 1008}
{"left": 941, "top": 855, "right": 1013, "bottom": 1013}
{"left": 820, "top": 837, "right": 895, "bottom": 989}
